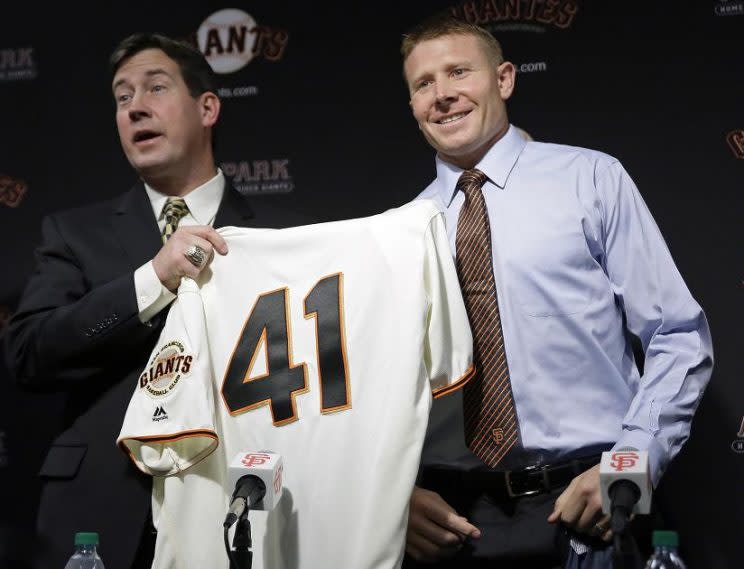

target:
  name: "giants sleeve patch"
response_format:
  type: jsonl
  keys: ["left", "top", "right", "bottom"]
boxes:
{"left": 139, "top": 340, "right": 194, "bottom": 398}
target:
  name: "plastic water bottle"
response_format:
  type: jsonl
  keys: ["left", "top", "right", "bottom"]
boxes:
{"left": 64, "top": 532, "right": 106, "bottom": 569}
{"left": 644, "top": 530, "right": 687, "bottom": 569}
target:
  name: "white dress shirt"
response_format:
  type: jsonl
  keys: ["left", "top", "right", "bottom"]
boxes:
{"left": 133, "top": 169, "right": 225, "bottom": 323}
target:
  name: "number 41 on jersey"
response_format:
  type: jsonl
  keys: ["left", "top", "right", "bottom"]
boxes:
{"left": 221, "top": 273, "right": 351, "bottom": 426}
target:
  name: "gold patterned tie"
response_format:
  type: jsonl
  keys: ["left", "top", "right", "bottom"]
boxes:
{"left": 455, "top": 169, "right": 520, "bottom": 468}
{"left": 161, "top": 198, "right": 189, "bottom": 243}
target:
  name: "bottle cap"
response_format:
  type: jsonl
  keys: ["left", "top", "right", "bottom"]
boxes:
{"left": 652, "top": 530, "right": 679, "bottom": 548}
{"left": 74, "top": 532, "right": 99, "bottom": 546}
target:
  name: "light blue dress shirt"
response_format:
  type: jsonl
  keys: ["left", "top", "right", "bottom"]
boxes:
{"left": 418, "top": 125, "right": 713, "bottom": 485}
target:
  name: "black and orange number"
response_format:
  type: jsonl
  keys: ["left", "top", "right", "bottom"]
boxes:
{"left": 221, "top": 273, "right": 351, "bottom": 425}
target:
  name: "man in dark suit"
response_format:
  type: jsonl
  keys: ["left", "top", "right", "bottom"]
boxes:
{"left": 4, "top": 33, "right": 309, "bottom": 569}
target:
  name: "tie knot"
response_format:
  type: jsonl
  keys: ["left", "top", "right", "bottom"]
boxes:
{"left": 162, "top": 197, "right": 189, "bottom": 223}
{"left": 456, "top": 169, "right": 488, "bottom": 199}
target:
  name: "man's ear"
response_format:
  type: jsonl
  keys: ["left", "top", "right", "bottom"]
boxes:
{"left": 200, "top": 92, "right": 221, "bottom": 127}
{"left": 497, "top": 62, "right": 516, "bottom": 100}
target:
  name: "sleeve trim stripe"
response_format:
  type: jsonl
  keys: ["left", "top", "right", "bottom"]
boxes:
{"left": 120, "top": 429, "right": 217, "bottom": 444}
{"left": 432, "top": 364, "right": 476, "bottom": 399}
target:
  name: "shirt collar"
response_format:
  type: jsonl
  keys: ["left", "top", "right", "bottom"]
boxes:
{"left": 434, "top": 124, "right": 527, "bottom": 206}
{"left": 145, "top": 168, "right": 225, "bottom": 225}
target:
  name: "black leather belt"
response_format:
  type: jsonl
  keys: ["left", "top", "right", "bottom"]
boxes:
{"left": 421, "top": 455, "right": 601, "bottom": 500}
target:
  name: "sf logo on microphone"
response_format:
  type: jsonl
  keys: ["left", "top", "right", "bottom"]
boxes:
{"left": 242, "top": 452, "right": 271, "bottom": 467}
{"left": 610, "top": 451, "right": 639, "bottom": 471}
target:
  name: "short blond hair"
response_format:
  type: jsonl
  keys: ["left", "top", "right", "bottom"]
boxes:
{"left": 401, "top": 12, "right": 504, "bottom": 67}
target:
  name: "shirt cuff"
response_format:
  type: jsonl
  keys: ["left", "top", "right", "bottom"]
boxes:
{"left": 134, "top": 261, "right": 176, "bottom": 323}
{"left": 612, "top": 430, "right": 666, "bottom": 487}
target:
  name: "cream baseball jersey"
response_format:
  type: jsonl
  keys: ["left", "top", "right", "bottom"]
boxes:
{"left": 117, "top": 199, "right": 474, "bottom": 569}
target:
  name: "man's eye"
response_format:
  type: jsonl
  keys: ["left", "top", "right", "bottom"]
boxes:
{"left": 116, "top": 93, "right": 131, "bottom": 105}
{"left": 152, "top": 84, "right": 166, "bottom": 92}
{"left": 452, "top": 68, "right": 466, "bottom": 76}
{"left": 417, "top": 79, "right": 433, "bottom": 90}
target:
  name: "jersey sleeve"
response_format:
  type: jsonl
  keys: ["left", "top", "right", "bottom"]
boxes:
{"left": 422, "top": 211, "right": 475, "bottom": 397}
{"left": 117, "top": 277, "right": 218, "bottom": 476}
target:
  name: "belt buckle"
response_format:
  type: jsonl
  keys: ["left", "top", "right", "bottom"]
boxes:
{"left": 505, "top": 467, "right": 546, "bottom": 498}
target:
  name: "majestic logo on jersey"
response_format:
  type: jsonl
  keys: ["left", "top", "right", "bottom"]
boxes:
{"left": 140, "top": 341, "right": 193, "bottom": 398}
{"left": 152, "top": 406, "right": 169, "bottom": 422}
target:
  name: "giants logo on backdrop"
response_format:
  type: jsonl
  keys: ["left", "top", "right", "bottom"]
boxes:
{"left": 222, "top": 159, "right": 295, "bottom": 195}
{"left": 447, "top": 1, "right": 577, "bottom": 75}
{"left": 451, "top": 0, "right": 579, "bottom": 32}
{"left": 732, "top": 416, "right": 744, "bottom": 454}
{"left": 0, "top": 47, "right": 37, "bottom": 82}
{"left": 0, "top": 173, "right": 28, "bottom": 208}
{"left": 193, "top": 9, "right": 290, "bottom": 98}
{"left": 139, "top": 340, "right": 194, "bottom": 398}
{"left": 714, "top": 0, "right": 744, "bottom": 16}
{"left": 726, "top": 130, "right": 744, "bottom": 159}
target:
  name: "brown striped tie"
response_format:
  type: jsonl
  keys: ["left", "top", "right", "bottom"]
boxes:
{"left": 161, "top": 198, "right": 189, "bottom": 243}
{"left": 455, "top": 168, "right": 520, "bottom": 468}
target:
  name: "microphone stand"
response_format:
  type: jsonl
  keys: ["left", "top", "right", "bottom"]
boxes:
{"left": 229, "top": 507, "right": 253, "bottom": 569}
{"left": 609, "top": 481, "right": 643, "bottom": 569}
{"left": 612, "top": 531, "right": 642, "bottom": 569}
{"left": 226, "top": 475, "right": 266, "bottom": 569}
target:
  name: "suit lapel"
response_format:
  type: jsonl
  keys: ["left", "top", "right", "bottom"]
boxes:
{"left": 110, "top": 184, "right": 163, "bottom": 266}
{"left": 215, "top": 186, "right": 255, "bottom": 228}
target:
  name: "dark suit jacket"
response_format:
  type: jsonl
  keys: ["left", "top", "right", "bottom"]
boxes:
{"left": 4, "top": 183, "right": 311, "bottom": 569}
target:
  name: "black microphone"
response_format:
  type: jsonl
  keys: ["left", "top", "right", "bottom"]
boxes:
{"left": 608, "top": 479, "right": 641, "bottom": 535}
{"left": 600, "top": 450, "right": 651, "bottom": 569}
{"left": 223, "top": 451, "right": 283, "bottom": 529}
{"left": 223, "top": 475, "right": 266, "bottom": 529}
{"left": 599, "top": 449, "right": 651, "bottom": 534}
{"left": 223, "top": 451, "right": 283, "bottom": 569}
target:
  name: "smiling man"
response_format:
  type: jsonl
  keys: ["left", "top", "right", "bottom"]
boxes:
{"left": 4, "top": 33, "right": 308, "bottom": 569}
{"left": 401, "top": 14, "right": 713, "bottom": 569}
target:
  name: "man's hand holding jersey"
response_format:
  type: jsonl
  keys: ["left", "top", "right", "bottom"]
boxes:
{"left": 153, "top": 226, "right": 228, "bottom": 292}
